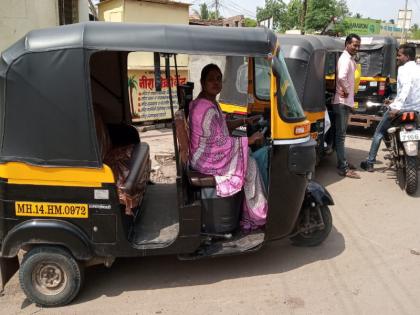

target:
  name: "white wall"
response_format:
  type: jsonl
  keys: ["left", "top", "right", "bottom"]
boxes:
{"left": 0, "top": 0, "right": 58, "bottom": 52}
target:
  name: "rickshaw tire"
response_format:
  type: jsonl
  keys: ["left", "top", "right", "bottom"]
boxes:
{"left": 290, "top": 206, "right": 332, "bottom": 247}
{"left": 19, "top": 246, "right": 83, "bottom": 307}
{"left": 405, "top": 156, "right": 418, "bottom": 195}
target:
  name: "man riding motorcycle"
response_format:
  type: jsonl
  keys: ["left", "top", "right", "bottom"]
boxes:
{"left": 360, "top": 44, "right": 420, "bottom": 172}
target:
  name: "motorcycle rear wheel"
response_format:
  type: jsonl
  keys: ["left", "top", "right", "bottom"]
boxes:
{"left": 405, "top": 155, "right": 418, "bottom": 195}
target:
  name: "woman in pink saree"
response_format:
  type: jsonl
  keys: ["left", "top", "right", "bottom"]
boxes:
{"left": 189, "top": 64, "right": 268, "bottom": 231}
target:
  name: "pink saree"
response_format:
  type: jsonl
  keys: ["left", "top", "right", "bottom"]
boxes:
{"left": 189, "top": 98, "right": 268, "bottom": 230}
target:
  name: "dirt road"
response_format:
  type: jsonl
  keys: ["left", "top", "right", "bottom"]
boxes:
{"left": 2, "top": 129, "right": 420, "bottom": 314}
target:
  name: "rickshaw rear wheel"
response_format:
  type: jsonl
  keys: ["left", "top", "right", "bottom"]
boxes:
{"left": 19, "top": 246, "right": 84, "bottom": 307}
{"left": 290, "top": 205, "right": 332, "bottom": 247}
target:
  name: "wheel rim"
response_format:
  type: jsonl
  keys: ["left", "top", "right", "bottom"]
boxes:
{"left": 32, "top": 262, "right": 67, "bottom": 296}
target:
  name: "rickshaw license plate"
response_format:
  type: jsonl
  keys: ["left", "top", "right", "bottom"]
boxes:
{"left": 400, "top": 130, "right": 420, "bottom": 142}
{"left": 15, "top": 202, "right": 88, "bottom": 218}
{"left": 354, "top": 102, "right": 359, "bottom": 109}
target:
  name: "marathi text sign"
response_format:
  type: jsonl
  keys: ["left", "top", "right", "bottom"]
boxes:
{"left": 128, "top": 70, "right": 188, "bottom": 121}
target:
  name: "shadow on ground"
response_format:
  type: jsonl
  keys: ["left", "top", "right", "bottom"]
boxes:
{"left": 72, "top": 226, "right": 345, "bottom": 305}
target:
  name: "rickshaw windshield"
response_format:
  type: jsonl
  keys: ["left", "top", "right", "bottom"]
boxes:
{"left": 273, "top": 50, "right": 305, "bottom": 121}
{"left": 255, "top": 57, "right": 271, "bottom": 101}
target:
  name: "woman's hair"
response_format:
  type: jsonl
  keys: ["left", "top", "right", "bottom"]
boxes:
{"left": 200, "top": 63, "right": 222, "bottom": 88}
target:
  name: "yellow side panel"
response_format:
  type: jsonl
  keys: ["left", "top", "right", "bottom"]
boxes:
{"left": 270, "top": 72, "right": 310, "bottom": 140}
{"left": 219, "top": 103, "right": 247, "bottom": 114}
{"left": 0, "top": 162, "right": 115, "bottom": 187}
{"left": 360, "top": 77, "right": 387, "bottom": 82}
{"left": 305, "top": 111, "right": 325, "bottom": 123}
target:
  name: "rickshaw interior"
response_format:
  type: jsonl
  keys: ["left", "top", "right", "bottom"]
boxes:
{"left": 89, "top": 49, "right": 276, "bottom": 254}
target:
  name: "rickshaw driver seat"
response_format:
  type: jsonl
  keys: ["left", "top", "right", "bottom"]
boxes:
{"left": 174, "top": 109, "right": 216, "bottom": 187}
{"left": 94, "top": 108, "right": 151, "bottom": 215}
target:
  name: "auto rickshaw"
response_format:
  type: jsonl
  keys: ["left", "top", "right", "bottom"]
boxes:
{"left": 277, "top": 35, "right": 343, "bottom": 163}
{"left": 0, "top": 22, "right": 333, "bottom": 307}
{"left": 347, "top": 35, "right": 398, "bottom": 128}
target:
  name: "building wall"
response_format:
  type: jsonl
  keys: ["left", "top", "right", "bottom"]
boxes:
{"left": 98, "top": 0, "right": 124, "bottom": 22}
{"left": 99, "top": 0, "right": 189, "bottom": 68}
{"left": 0, "top": 0, "right": 58, "bottom": 51}
{"left": 123, "top": 0, "right": 188, "bottom": 24}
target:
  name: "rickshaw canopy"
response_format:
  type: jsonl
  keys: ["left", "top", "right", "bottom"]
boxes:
{"left": 350, "top": 35, "right": 398, "bottom": 79}
{"left": 278, "top": 35, "right": 342, "bottom": 113}
{"left": 0, "top": 22, "right": 277, "bottom": 168}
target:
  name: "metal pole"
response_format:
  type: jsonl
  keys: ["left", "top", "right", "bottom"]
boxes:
{"left": 402, "top": 0, "right": 408, "bottom": 43}
{"left": 301, "top": 0, "right": 308, "bottom": 34}
{"left": 215, "top": 0, "right": 219, "bottom": 20}
{"left": 165, "top": 54, "right": 180, "bottom": 177}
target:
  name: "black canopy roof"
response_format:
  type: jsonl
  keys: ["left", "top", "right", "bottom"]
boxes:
{"left": 278, "top": 35, "right": 338, "bottom": 112}
{"left": 1, "top": 22, "right": 277, "bottom": 65}
{"left": 0, "top": 22, "right": 278, "bottom": 168}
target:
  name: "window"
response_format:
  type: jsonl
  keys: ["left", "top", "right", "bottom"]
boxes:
{"left": 58, "top": 0, "right": 78, "bottom": 25}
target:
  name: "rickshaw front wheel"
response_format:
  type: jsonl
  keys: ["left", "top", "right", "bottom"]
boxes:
{"left": 290, "top": 205, "right": 332, "bottom": 247}
{"left": 19, "top": 246, "right": 84, "bottom": 307}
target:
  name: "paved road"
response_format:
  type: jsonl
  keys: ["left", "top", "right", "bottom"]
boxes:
{"left": 2, "top": 131, "right": 420, "bottom": 314}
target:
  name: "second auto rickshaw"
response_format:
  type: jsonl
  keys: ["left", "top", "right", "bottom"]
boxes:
{"left": 0, "top": 22, "right": 333, "bottom": 307}
{"left": 348, "top": 35, "right": 398, "bottom": 128}
{"left": 277, "top": 34, "right": 343, "bottom": 163}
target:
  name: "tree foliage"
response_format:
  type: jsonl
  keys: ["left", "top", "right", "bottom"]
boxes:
{"left": 257, "top": 0, "right": 350, "bottom": 33}
{"left": 199, "top": 3, "right": 209, "bottom": 20}
{"left": 245, "top": 18, "right": 258, "bottom": 27}
{"left": 256, "top": 0, "right": 287, "bottom": 31}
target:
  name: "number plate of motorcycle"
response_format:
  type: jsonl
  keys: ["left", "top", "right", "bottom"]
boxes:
{"left": 399, "top": 130, "right": 420, "bottom": 142}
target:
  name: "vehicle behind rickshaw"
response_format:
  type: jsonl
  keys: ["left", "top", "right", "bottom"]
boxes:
{"left": 348, "top": 36, "right": 398, "bottom": 128}
{"left": 0, "top": 22, "right": 333, "bottom": 307}
{"left": 277, "top": 34, "right": 343, "bottom": 163}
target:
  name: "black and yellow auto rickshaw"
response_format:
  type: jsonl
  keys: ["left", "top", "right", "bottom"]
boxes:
{"left": 0, "top": 22, "right": 333, "bottom": 307}
{"left": 348, "top": 35, "right": 398, "bottom": 128}
{"left": 277, "top": 35, "right": 343, "bottom": 162}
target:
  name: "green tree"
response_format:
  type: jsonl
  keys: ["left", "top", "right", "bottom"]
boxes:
{"left": 305, "top": 0, "right": 336, "bottom": 32}
{"left": 127, "top": 76, "right": 138, "bottom": 117}
{"left": 389, "top": 19, "right": 395, "bottom": 24}
{"left": 411, "top": 23, "right": 419, "bottom": 32}
{"left": 304, "top": 0, "right": 349, "bottom": 33}
{"left": 199, "top": 3, "right": 209, "bottom": 20}
{"left": 256, "top": 0, "right": 288, "bottom": 32}
{"left": 353, "top": 13, "right": 363, "bottom": 18}
{"left": 245, "top": 18, "right": 257, "bottom": 27}
{"left": 208, "top": 10, "right": 222, "bottom": 20}
{"left": 285, "top": 0, "right": 303, "bottom": 30}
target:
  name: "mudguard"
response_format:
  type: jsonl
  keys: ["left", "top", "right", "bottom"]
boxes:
{"left": 0, "top": 256, "right": 19, "bottom": 292}
{"left": 306, "top": 180, "right": 334, "bottom": 206}
{"left": 1, "top": 219, "right": 92, "bottom": 260}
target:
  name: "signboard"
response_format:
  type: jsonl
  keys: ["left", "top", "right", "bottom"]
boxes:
{"left": 128, "top": 69, "right": 188, "bottom": 122}
{"left": 397, "top": 9, "right": 412, "bottom": 29}
{"left": 344, "top": 18, "right": 381, "bottom": 35}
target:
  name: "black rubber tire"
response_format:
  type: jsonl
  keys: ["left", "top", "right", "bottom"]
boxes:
{"left": 405, "top": 155, "right": 418, "bottom": 195}
{"left": 290, "top": 205, "right": 333, "bottom": 247}
{"left": 19, "top": 246, "right": 84, "bottom": 307}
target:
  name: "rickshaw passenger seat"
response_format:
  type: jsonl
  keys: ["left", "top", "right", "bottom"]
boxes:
{"left": 94, "top": 107, "right": 151, "bottom": 214}
{"left": 174, "top": 109, "right": 216, "bottom": 187}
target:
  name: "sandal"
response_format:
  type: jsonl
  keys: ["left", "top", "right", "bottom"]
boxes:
{"left": 338, "top": 168, "right": 361, "bottom": 179}
{"left": 347, "top": 162, "right": 357, "bottom": 170}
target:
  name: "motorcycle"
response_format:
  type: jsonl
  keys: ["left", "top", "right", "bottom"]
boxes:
{"left": 386, "top": 111, "right": 420, "bottom": 195}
